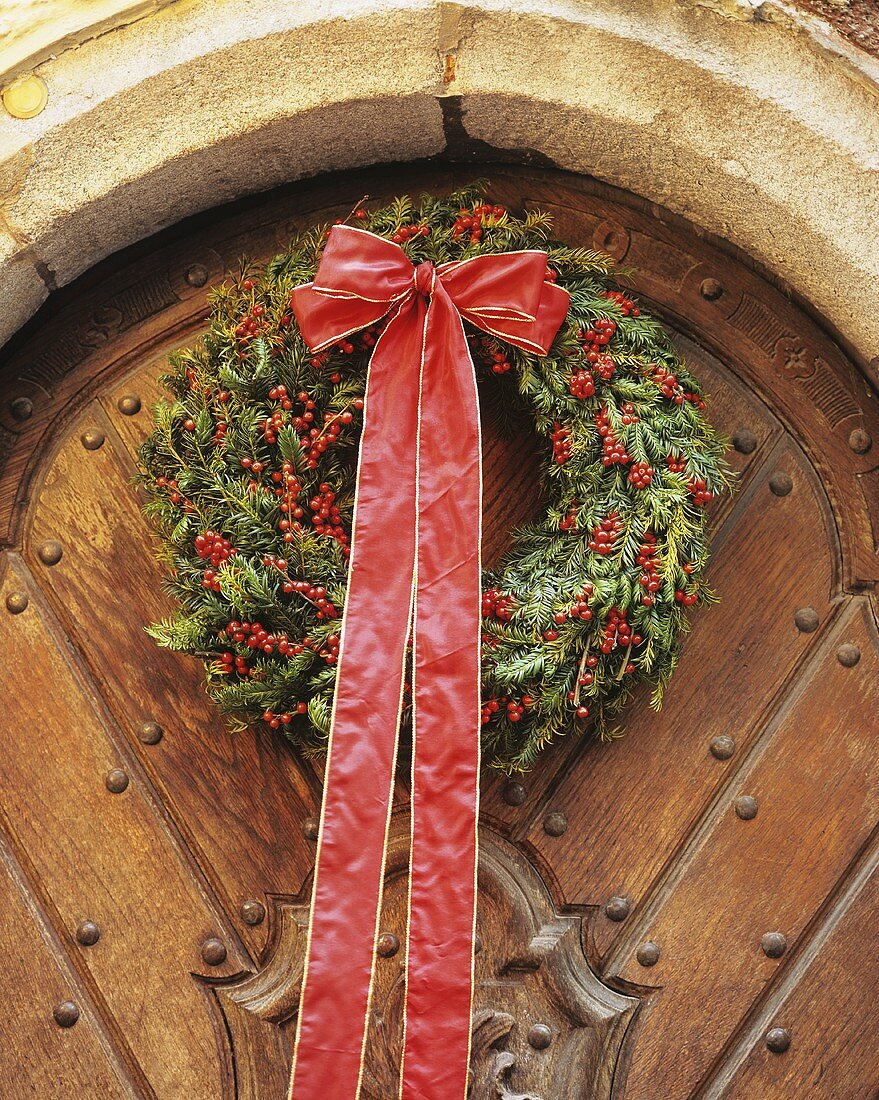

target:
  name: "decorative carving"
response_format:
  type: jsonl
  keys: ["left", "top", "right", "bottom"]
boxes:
{"left": 202, "top": 826, "right": 638, "bottom": 1099}
{"left": 470, "top": 1010, "right": 544, "bottom": 1100}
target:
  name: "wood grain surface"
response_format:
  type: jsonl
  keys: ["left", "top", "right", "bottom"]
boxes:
{"left": 0, "top": 164, "right": 876, "bottom": 1098}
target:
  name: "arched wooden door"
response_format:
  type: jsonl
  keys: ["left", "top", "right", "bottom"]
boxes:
{"left": 1, "top": 165, "right": 877, "bottom": 1100}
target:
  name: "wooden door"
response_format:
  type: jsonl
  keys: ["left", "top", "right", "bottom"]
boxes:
{"left": 1, "top": 165, "right": 877, "bottom": 1100}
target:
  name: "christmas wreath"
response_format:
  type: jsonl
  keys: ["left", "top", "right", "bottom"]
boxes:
{"left": 139, "top": 185, "right": 729, "bottom": 772}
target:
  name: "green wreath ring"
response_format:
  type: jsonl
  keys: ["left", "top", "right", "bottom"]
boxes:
{"left": 139, "top": 185, "right": 730, "bottom": 773}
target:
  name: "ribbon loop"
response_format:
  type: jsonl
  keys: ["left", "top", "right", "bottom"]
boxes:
{"left": 288, "top": 224, "right": 569, "bottom": 1100}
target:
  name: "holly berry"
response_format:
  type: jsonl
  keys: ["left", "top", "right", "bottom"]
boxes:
{"left": 589, "top": 512, "right": 623, "bottom": 556}
{"left": 309, "top": 483, "right": 349, "bottom": 554}
{"left": 578, "top": 318, "right": 617, "bottom": 380}
{"left": 667, "top": 453, "right": 687, "bottom": 474}
{"left": 595, "top": 406, "right": 630, "bottom": 467}
{"left": 602, "top": 289, "right": 639, "bottom": 317}
{"left": 688, "top": 476, "right": 714, "bottom": 506}
{"left": 195, "top": 530, "right": 236, "bottom": 567}
{"left": 568, "top": 369, "right": 595, "bottom": 400}
{"left": 646, "top": 363, "right": 683, "bottom": 402}
{"left": 452, "top": 203, "right": 506, "bottom": 242}
{"left": 637, "top": 532, "right": 662, "bottom": 606}
{"left": 482, "top": 587, "right": 514, "bottom": 622}
{"left": 560, "top": 503, "right": 579, "bottom": 531}
{"left": 628, "top": 461, "right": 654, "bottom": 489}
{"left": 391, "top": 223, "right": 430, "bottom": 244}
{"left": 552, "top": 422, "right": 572, "bottom": 465}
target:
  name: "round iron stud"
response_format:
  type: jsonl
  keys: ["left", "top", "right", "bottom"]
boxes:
{"left": 604, "top": 896, "right": 631, "bottom": 922}
{"left": 201, "top": 938, "right": 227, "bottom": 966}
{"left": 502, "top": 780, "right": 526, "bottom": 807}
{"left": 184, "top": 264, "right": 209, "bottom": 287}
{"left": 376, "top": 932, "right": 400, "bottom": 958}
{"left": 732, "top": 429, "right": 757, "bottom": 454}
{"left": 302, "top": 817, "right": 319, "bottom": 841}
{"left": 240, "top": 900, "right": 266, "bottom": 926}
{"left": 5, "top": 591, "right": 28, "bottom": 614}
{"left": 76, "top": 920, "right": 100, "bottom": 947}
{"left": 138, "top": 720, "right": 164, "bottom": 745}
{"left": 699, "top": 278, "right": 724, "bottom": 301}
{"left": 10, "top": 396, "right": 33, "bottom": 422}
{"left": 836, "top": 644, "right": 861, "bottom": 668}
{"left": 766, "top": 1027, "right": 791, "bottom": 1053}
{"left": 735, "top": 795, "right": 758, "bottom": 821}
{"left": 105, "top": 768, "right": 129, "bottom": 794}
{"left": 794, "top": 607, "right": 819, "bottom": 633}
{"left": 37, "top": 540, "right": 63, "bottom": 566}
{"left": 527, "top": 1023, "right": 553, "bottom": 1050}
{"left": 117, "top": 394, "right": 141, "bottom": 416}
{"left": 769, "top": 472, "right": 793, "bottom": 497}
{"left": 80, "top": 428, "right": 105, "bottom": 451}
{"left": 543, "top": 811, "right": 568, "bottom": 837}
{"left": 637, "top": 941, "right": 660, "bottom": 967}
{"left": 710, "top": 735, "right": 736, "bottom": 760}
{"left": 761, "top": 931, "right": 787, "bottom": 959}
{"left": 848, "top": 428, "right": 872, "bottom": 455}
{"left": 53, "top": 1001, "right": 80, "bottom": 1028}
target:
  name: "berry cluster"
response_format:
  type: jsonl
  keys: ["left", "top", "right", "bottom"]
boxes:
{"left": 553, "top": 585, "right": 594, "bottom": 624}
{"left": 452, "top": 203, "right": 506, "bottom": 242}
{"left": 628, "top": 461, "right": 655, "bottom": 489}
{"left": 309, "top": 483, "right": 349, "bottom": 554}
{"left": 263, "top": 704, "right": 308, "bottom": 728}
{"left": 481, "top": 693, "right": 530, "bottom": 725}
{"left": 482, "top": 587, "right": 515, "bottom": 622}
{"left": 579, "top": 318, "right": 618, "bottom": 381}
{"left": 589, "top": 512, "right": 623, "bottom": 555}
{"left": 195, "top": 530, "right": 236, "bottom": 568}
{"left": 568, "top": 368, "right": 596, "bottom": 399}
{"left": 234, "top": 297, "right": 271, "bottom": 359}
{"left": 675, "top": 586, "right": 699, "bottom": 606}
{"left": 559, "top": 503, "right": 578, "bottom": 531}
{"left": 600, "top": 607, "right": 641, "bottom": 661}
{"left": 688, "top": 476, "right": 714, "bottom": 506}
{"left": 602, "top": 289, "right": 640, "bottom": 317}
{"left": 391, "top": 223, "right": 430, "bottom": 245}
{"left": 667, "top": 453, "right": 687, "bottom": 474}
{"left": 225, "top": 620, "right": 294, "bottom": 656}
{"left": 217, "top": 651, "right": 252, "bottom": 677}
{"left": 647, "top": 363, "right": 683, "bottom": 402}
{"left": 155, "top": 476, "right": 185, "bottom": 506}
{"left": 637, "top": 532, "right": 662, "bottom": 607}
{"left": 487, "top": 345, "right": 512, "bottom": 374}
{"left": 274, "top": 461, "right": 305, "bottom": 542}
{"left": 596, "top": 406, "right": 631, "bottom": 467}
{"left": 287, "top": 579, "right": 338, "bottom": 620}
{"left": 552, "top": 422, "right": 572, "bottom": 465}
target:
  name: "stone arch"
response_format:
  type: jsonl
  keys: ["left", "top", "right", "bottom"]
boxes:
{"left": 1, "top": 0, "right": 877, "bottom": 374}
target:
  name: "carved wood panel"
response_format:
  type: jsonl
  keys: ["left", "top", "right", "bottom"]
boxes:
{"left": 0, "top": 164, "right": 876, "bottom": 1097}
{"left": 202, "top": 826, "right": 638, "bottom": 1099}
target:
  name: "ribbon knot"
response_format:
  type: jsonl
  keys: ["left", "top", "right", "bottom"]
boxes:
{"left": 414, "top": 259, "right": 436, "bottom": 297}
{"left": 287, "top": 225, "right": 569, "bottom": 1100}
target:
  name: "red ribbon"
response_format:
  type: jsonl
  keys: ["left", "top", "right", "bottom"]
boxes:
{"left": 287, "top": 225, "right": 569, "bottom": 1099}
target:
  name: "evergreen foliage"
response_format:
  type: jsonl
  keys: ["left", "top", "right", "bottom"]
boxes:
{"left": 139, "top": 185, "right": 731, "bottom": 773}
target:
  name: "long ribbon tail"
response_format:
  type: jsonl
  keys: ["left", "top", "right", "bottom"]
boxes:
{"left": 401, "top": 281, "right": 482, "bottom": 1099}
{"left": 289, "top": 295, "right": 425, "bottom": 1100}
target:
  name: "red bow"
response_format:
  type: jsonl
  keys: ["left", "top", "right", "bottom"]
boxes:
{"left": 287, "top": 225, "right": 569, "bottom": 1100}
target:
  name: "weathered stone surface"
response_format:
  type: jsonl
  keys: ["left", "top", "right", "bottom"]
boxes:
{"left": 0, "top": 229, "right": 47, "bottom": 347}
{"left": 0, "top": 0, "right": 877, "bottom": 370}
